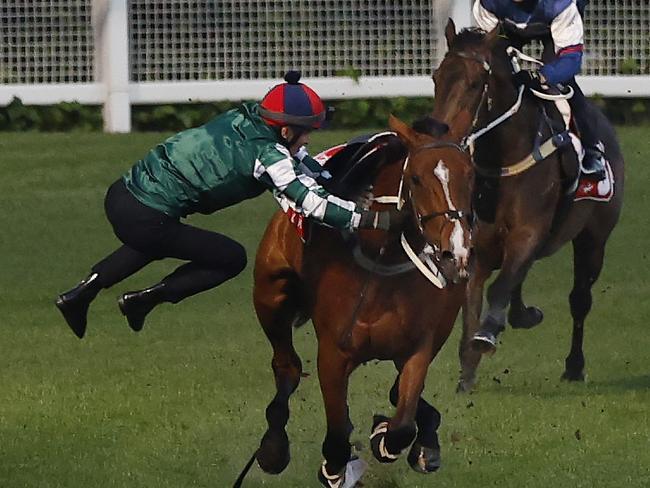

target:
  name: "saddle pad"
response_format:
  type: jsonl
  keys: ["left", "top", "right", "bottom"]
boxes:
{"left": 285, "top": 207, "right": 308, "bottom": 242}
{"left": 313, "top": 144, "right": 346, "bottom": 166}
{"left": 574, "top": 160, "right": 614, "bottom": 202}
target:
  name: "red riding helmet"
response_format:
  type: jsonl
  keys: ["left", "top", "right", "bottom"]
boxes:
{"left": 260, "top": 71, "right": 328, "bottom": 129}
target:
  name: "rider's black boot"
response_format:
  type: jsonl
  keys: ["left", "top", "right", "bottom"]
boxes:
{"left": 582, "top": 142, "right": 607, "bottom": 181}
{"left": 55, "top": 273, "right": 102, "bottom": 339}
{"left": 118, "top": 283, "right": 167, "bottom": 332}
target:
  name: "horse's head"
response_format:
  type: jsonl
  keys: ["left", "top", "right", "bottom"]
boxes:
{"left": 389, "top": 115, "right": 474, "bottom": 283}
{"left": 432, "top": 19, "right": 511, "bottom": 135}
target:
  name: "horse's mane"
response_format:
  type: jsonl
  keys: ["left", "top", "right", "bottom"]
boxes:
{"left": 412, "top": 117, "right": 449, "bottom": 137}
{"left": 451, "top": 27, "right": 488, "bottom": 51}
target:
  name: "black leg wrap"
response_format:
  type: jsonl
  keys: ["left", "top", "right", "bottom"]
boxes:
{"left": 370, "top": 415, "right": 406, "bottom": 464}
{"left": 322, "top": 431, "right": 351, "bottom": 475}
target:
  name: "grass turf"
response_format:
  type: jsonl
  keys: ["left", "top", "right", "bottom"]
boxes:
{"left": 1, "top": 128, "right": 649, "bottom": 487}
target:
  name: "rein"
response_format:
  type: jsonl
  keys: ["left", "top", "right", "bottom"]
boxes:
{"left": 352, "top": 140, "right": 472, "bottom": 288}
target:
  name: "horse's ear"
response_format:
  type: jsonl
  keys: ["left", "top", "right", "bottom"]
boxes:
{"left": 389, "top": 114, "right": 418, "bottom": 146}
{"left": 445, "top": 18, "right": 457, "bottom": 48}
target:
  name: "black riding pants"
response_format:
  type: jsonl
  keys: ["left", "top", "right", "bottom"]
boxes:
{"left": 91, "top": 179, "right": 247, "bottom": 303}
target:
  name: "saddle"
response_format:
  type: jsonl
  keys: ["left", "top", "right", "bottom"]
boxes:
{"left": 316, "top": 132, "right": 405, "bottom": 199}
{"left": 284, "top": 132, "right": 406, "bottom": 241}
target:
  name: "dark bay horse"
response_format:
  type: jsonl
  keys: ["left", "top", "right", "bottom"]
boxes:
{"left": 432, "top": 21, "right": 624, "bottom": 392}
{"left": 249, "top": 116, "right": 473, "bottom": 486}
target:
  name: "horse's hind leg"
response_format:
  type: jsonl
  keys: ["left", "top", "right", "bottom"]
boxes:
{"left": 254, "top": 270, "right": 306, "bottom": 474}
{"left": 562, "top": 229, "right": 605, "bottom": 381}
{"left": 389, "top": 373, "right": 441, "bottom": 473}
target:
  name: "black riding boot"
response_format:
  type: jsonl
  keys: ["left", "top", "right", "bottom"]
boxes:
{"left": 582, "top": 142, "right": 607, "bottom": 181}
{"left": 55, "top": 273, "right": 102, "bottom": 339}
{"left": 118, "top": 283, "right": 167, "bottom": 332}
{"left": 568, "top": 80, "right": 607, "bottom": 181}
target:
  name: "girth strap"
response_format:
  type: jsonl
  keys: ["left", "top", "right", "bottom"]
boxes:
{"left": 475, "top": 131, "right": 572, "bottom": 178}
{"left": 352, "top": 244, "right": 417, "bottom": 276}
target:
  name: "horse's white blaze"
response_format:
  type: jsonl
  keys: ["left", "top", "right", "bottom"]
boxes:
{"left": 434, "top": 160, "right": 469, "bottom": 264}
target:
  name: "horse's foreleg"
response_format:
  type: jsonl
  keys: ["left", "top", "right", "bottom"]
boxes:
{"left": 317, "top": 343, "right": 356, "bottom": 487}
{"left": 563, "top": 230, "right": 605, "bottom": 381}
{"left": 254, "top": 273, "right": 304, "bottom": 475}
{"left": 371, "top": 350, "right": 430, "bottom": 465}
{"left": 472, "top": 229, "right": 541, "bottom": 353}
{"left": 389, "top": 373, "right": 441, "bottom": 473}
{"left": 458, "top": 262, "right": 491, "bottom": 392}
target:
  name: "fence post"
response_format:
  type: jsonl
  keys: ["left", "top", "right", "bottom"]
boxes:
{"left": 94, "top": 0, "right": 131, "bottom": 133}
{"left": 451, "top": 0, "right": 474, "bottom": 28}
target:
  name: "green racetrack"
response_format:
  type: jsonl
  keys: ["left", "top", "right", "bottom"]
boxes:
{"left": 1, "top": 127, "right": 649, "bottom": 487}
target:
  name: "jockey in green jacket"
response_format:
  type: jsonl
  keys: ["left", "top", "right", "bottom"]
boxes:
{"left": 56, "top": 71, "right": 400, "bottom": 339}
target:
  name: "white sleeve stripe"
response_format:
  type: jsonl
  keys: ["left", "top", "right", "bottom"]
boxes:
{"left": 350, "top": 212, "right": 361, "bottom": 230}
{"left": 296, "top": 173, "right": 320, "bottom": 190}
{"left": 265, "top": 157, "right": 298, "bottom": 191}
{"left": 473, "top": 0, "right": 499, "bottom": 32}
{"left": 253, "top": 159, "right": 266, "bottom": 179}
{"left": 274, "top": 143, "right": 293, "bottom": 157}
{"left": 300, "top": 192, "right": 328, "bottom": 219}
{"left": 551, "top": 3, "right": 584, "bottom": 51}
{"left": 326, "top": 194, "right": 357, "bottom": 212}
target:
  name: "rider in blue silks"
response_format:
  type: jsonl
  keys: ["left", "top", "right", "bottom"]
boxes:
{"left": 473, "top": 0, "right": 606, "bottom": 181}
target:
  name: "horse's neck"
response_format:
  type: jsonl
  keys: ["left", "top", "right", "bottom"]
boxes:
{"left": 358, "top": 161, "right": 405, "bottom": 257}
{"left": 476, "top": 79, "right": 541, "bottom": 166}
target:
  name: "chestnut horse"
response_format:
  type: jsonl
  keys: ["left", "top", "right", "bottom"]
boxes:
{"left": 246, "top": 116, "right": 473, "bottom": 487}
{"left": 432, "top": 21, "right": 624, "bottom": 392}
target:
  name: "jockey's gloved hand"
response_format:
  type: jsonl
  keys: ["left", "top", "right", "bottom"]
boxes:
{"left": 512, "top": 69, "right": 545, "bottom": 91}
{"left": 358, "top": 209, "right": 406, "bottom": 231}
{"left": 355, "top": 185, "right": 374, "bottom": 211}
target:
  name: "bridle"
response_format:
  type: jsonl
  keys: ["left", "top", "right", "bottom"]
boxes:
{"left": 440, "top": 50, "right": 526, "bottom": 154}
{"left": 407, "top": 140, "right": 471, "bottom": 230}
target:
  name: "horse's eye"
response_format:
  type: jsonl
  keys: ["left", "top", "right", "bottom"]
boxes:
{"left": 411, "top": 175, "right": 421, "bottom": 185}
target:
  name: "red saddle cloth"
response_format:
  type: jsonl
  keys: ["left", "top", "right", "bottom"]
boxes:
{"left": 286, "top": 207, "right": 307, "bottom": 241}
{"left": 574, "top": 160, "right": 614, "bottom": 202}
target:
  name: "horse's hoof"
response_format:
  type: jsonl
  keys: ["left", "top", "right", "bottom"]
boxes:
{"left": 370, "top": 415, "right": 400, "bottom": 464}
{"left": 561, "top": 370, "right": 586, "bottom": 382}
{"left": 318, "top": 456, "right": 367, "bottom": 488}
{"left": 407, "top": 442, "right": 441, "bottom": 474}
{"left": 456, "top": 378, "right": 476, "bottom": 393}
{"left": 509, "top": 306, "right": 544, "bottom": 329}
{"left": 256, "top": 429, "right": 290, "bottom": 474}
{"left": 470, "top": 334, "right": 497, "bottom": 355}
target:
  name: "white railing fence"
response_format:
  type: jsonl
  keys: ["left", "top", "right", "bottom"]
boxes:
{"left": 1, "top": 0, "right": 649, "bottom": 133}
